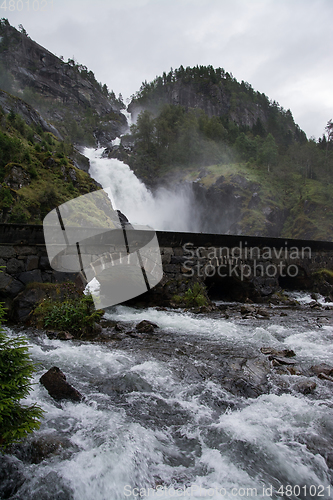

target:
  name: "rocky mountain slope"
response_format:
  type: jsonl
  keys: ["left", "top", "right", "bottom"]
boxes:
{"left": 0, "top": 19, "right": 127, "bottom": 147}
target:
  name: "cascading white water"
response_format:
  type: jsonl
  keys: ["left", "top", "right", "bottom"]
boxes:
{"left": 3, "top": 299, "right": 333, "bottom": 500}
{"left": 84, "top": 148, "right": 200, "bottom": 232}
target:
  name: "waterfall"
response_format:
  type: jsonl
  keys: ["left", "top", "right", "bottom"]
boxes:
{"left": 84, "top": 147, "right": 200, "bottom": 232}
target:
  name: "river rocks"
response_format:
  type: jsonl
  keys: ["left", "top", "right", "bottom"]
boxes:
{"left": 317, "top": 372, "right": 333, "bottom": 382}
{"left": 136, "top": 320, "right": 159, "bottom": 333}
{"left": 0, "top": 455, "right": 25, "bottom": 499}
{"left": 40, "top": 367, "right": 82, "bottom": 402}
{"left": 260, "top": 347, "right": 296, "bottom": 358}
{"left": 294, "top": 380, "right": 317, "bottom": 395}
{"left": 223, "top": 356, "right": 271, "bottom": 398}
{"left": 240, "top": 305, "right": 270, "bottom": 318}
{"left": 307, "top": 365, "right": 333, "bottom": 383}
{"left": 11, "top": 434, "right": 70, "bottom": 464}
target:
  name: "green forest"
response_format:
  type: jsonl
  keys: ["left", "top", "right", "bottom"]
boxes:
{"left": 127, "top": 65, "right": 331, "bottom": 180}
{"left": 0, "top": 107, "right": 99, "bottom": 224}
{"left": 121, "top": 65, "right": 333, "bottom": 239}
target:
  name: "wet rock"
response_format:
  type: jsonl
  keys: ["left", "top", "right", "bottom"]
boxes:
{"left": 100, "top": 318, "right": 117, "bottom": 328}
{"left": 223, "top": 356, "right": 271, "bottom": 398}
{"left": 128, "top": 331, "right": 144, "bottom": 339}
{"left": 256, "top": 307, "right": 270, "bottom": 318}
{"left": 56, "top": 331, "right": 74, "bottom": 341}
{"left": 260, "top": 347, "right": 296, "bottom": 358}
{"left": 240, "top": 305, "right": 256, "bottom": 315}
{"left": 99, "top": 373, "right": 152, "bottom": 395}
{"left": 309, "top": 300, "right": 322, "bottom": 309}
{"left": 310, "top": 364, "right": 333, "bottom": 377}
{"left": 0, "top": 455, "right": 25, "bottom": 499}
{"left": 317, "top": 372, "right": 333, "bottom": 382}
{"left": 40, "top": 366, "right": 82, "bottom": 402}
{"left": 93, "top": 322, "right": 103, "bottom": 334}
{"left": 286, "top": 365, "right": 303, "bottom": 376}
{"left": 136, "top": 320, "right": 159, "bottom": 333}
{"left": 268, "top": 355, "right": 296, "bottom": 365}
{"left": 11, "top": 435, "right": 69, "bottom": 464}
{"left": 233, "top": 378, "right": 259, "bottom": 398}
{"left": 115, "top": 322, "right": 126, "bottom": 332}
{"left": 294, "top": 380, "right": 316, "bottom": 395}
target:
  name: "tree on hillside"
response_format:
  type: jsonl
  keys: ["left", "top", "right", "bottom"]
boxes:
{"left": 259, "top": 133, "right": 278, "bottom": 172}
{"left": 131, "top": 110, "right": 155, "bottom": 152}
{"left": 325, "top": 119, "right": 333, "bottom": 143}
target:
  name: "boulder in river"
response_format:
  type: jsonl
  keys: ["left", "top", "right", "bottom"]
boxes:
{"left": 136, "top": 320, "right": 159, "bottom": 333}
{"left": 40, "top": 367, "right": 82, "bottom": 402}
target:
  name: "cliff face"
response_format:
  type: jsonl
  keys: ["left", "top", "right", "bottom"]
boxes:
{"left": 0, "top": 21, "right": 127, "bottom": 147}
{"left": 127, "top": 67, "right": 303, "bottom": 143}
{"left": 129, "top": 79, "right": 268, "bottom": 130}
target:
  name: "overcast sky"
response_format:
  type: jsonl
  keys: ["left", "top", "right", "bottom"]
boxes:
{"left": 5, "top": 0, "right": 333, "bottom": 139}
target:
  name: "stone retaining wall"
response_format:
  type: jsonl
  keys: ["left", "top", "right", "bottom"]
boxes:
{"left": 1, "top": 224, "right": 333, "bottom": 317}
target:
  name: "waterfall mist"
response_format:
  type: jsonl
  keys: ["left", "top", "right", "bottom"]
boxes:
{"left": 84, "top": 148, "right": 201, "bottom": 232}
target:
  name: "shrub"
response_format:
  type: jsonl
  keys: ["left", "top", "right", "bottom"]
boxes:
{"left": 173, "top": 282, "right": 209, "bottom": 308}
{"left": 33, "top": 294, "right": 104, "bottom": 336}
{"left": 0, "top": 301, "right": 43, "bottom": 450}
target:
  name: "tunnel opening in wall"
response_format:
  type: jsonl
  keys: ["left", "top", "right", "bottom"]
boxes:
{"left": 204, "top": 275, "right": 254, "bottom": 302}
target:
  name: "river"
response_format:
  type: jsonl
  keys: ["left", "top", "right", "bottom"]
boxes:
{"left": 1, "top": 150, "right": 333, "bottom": 499}
{"left": 1, "top": 298, "right": 333, "bottom": 499}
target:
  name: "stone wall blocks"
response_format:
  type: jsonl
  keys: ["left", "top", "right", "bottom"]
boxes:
{"left": 0, "top": 272, "right": 13, "bottom": 292}
{"left": 6, "top": 258, "right": 25, "bottom": 275}
{"left": 52, "top": 271, "right": 80, "bottom": 284}
{"left": 161, "top": 254, "right": 171, "bottom": 264}
{"left": 0, "top": 246, "right": 16, "bottom": 258}
{"left": 42, "top": 271, "right": 53, "bottom": 283}
{"left": 40, "top": 256, "right": 51, "bottom": 270}
{"left": 14, "top": 246, "right": 36, "bottom": 256}
{"left": 164, "top": 264, "right": 181, "bottom": 273}
{"left": 6, "top": 278, "right": 25, "bottom": 297}
{"left": 26, "top": 256, "right": 39, "bottom": 271}
{"left": 161, "top": 247, "right": 174, "bottom": 256}
{"left": 18, "top": 269, "right": 43, "bottom": 285}
{"left": 173, "top": 247, "right": 184, "bottom": 256}
{"left": 170, "top": 256, "right": 187, "bottom": 264}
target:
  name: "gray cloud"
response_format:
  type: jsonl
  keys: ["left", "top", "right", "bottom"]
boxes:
{"left": 5, "top": 0, "right": 333, "bottom": 138}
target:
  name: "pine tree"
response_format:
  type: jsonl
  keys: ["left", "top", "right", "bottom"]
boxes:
{"left": 0, "top": 300, "right": 43, "bottom": 450}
